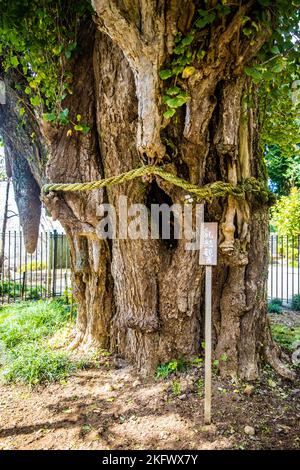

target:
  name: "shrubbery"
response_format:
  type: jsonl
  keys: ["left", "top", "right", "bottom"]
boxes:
{"left": 291, "top": 294, "right": 300, "bottom": 311}
{"left": 0, "top": 280, "right": 44, "bottom": 300}
{"left": 268, "top": 298, "right": 283, "bottom": 314}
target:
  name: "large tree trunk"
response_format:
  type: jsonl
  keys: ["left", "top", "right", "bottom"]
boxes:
{"left": 0, "top": 2, "right": 294, "bottom": 380}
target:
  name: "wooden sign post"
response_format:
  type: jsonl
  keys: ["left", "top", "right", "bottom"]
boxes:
{"left": 199, "top": 222, "right": 218, "bottom": 425}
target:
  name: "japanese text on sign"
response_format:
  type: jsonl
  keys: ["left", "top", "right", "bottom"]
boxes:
{"left": 199, "top": 223, "right": 218, "bottom": 266}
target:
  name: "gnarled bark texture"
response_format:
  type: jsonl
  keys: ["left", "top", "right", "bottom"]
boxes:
{"left": 0, "top": 1, "right": 294, "bottom": 379}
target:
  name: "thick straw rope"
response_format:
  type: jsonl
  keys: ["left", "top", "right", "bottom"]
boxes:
{"left": 42, "top": 165, "right": 272, "bottom": 203}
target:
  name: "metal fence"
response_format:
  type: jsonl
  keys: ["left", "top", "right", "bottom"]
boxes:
{"left": 0, "top": 230, "right": 71, "bottom": 304}
{"left": 0, "top": 231, "right": 299, "bottom": 305}
{"left": 268, "top": 234, "right": 300, "bottom": 304}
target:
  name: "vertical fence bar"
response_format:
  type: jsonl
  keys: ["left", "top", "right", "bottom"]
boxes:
{"left": 1, "top": 232, "right": 5, "bottom": 304}
{"left": 8, "top": 231, "right": 11, "bottom": 304}
{"left": 24, "top": 247, "right": 27, "bottom": 301}
{"left": 13, "top": 231, "right": 16, "bottom": 301}
{"left": 275, "top": 234, "right": 278, "bottom": 299}
{"left": 297, "top": 235, "right": 300, "bottom": 294}
{"left": 30, "top": 251, "right": 33, "bottom": 299}
{"left": 40, "top": 232, "right": 43, "bottom": 299}
{"left": 286, "top": 235, "right": 289, "bottom": 303}
{"left": 19, "top": 231, "right": 22, "bottom": 301}
{"left": 60, "top": 234, "right": 63, "bottom": 296}
{"left": 281, "top": 236, "right": 283, "bottom": 303}
{"left": 271, "top": 235, "right": 273, "bottom": 301}
{"left": 292, "top": 235, "right": 295, "bottom": 300}
{"left": 45, "top": 232, "right": 49, "bottom": 298}
{"left": 52, "top": 230, "right": 58, "bottom": 297}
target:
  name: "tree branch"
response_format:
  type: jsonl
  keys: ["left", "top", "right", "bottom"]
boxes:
{"left": 92, "top": 0, "right": 143, "bottom": 69}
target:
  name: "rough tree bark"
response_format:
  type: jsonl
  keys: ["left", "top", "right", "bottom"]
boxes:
{"left": 0, "top": 1, "right": 294, "bottom": 379}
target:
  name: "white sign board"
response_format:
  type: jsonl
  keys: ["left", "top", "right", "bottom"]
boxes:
{"left": 199, "top": 223, "right": 218, "bottom": 266}
{"left": 198, "top": 220, "right": 218, "bottom": 425}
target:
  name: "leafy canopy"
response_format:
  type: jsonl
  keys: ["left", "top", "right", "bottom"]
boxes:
{"left": 0, "top": 0, "right": 91, "bottom": 129}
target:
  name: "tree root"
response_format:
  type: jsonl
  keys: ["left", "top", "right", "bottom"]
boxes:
{"left": 264, "top": 342, "right": 296, "bottom": 381}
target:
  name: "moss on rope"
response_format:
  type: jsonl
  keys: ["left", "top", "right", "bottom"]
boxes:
{"left": 42, "top": 165, "right": 273, "bottom": 204}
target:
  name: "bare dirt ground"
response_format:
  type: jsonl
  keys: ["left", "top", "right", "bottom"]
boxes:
{"left": 0, "top": 311, "right": 299, "bottom": 450}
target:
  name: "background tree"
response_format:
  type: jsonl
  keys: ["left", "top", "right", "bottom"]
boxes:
{"left": 271, "top": 187, "right": 300, "bottom": 236}
{"left": 266, "top": 145, "right": 300, "bottom": 195}
{"left": 0, "top": 0, "right": 300, "bottom": 380}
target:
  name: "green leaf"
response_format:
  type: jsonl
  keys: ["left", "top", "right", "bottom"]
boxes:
{"left": 30, "top": 95, "right": 41, "bottom": 106}
{"left": 19, "top": 107, "right": 25, "bottom": 117}
{"left": 165, "top": 93, "right": 190, "bottom": 108}
{"left": 216, "top": 4, "right": 231, "bottom": 15}
{"left": 10, "top": 56, "right": 19, "bottom": 67}
{"left": 271, "top": 46, "right": 280, "bottom": 55}
{"left": 195, "top": 12, "right": 215, "bottom": 29}
{"left": 172, "top": 65, "right": 184, "bottom": 75}
{"left": 159, "top": 69, "right": 173, "bottom": 80}
{"left": 173, "top": 45, "right": 185, "bottom": 55}
{"left": 163, "top": 108, "right": 176, "bottom": 119}
{"left": 198, "top": 9, "right": 209, "bottom": 17}
{"left": 166, "top": 86, "right": 181, "bottom": 96}
{"left": 59, "top": 108, "right": 69, "bottom": 124}
{"left": 271, "top": 61, "right": 285, "bottom": 73}
{"left": 44, "top": 113, "right": 56, "bottom": 122}
{"left": 244, "top": 67, "right": 262, "bottom": 81}
{"left": 74, "top": 124, "right": 83, "bottom": 131}
{"left": 195, "top": 18, "right": 209, "bottom": 29}
{"left": 181, "top": 34, "right": 194, "bottom": 47}
{"left": 197, "top": 49, "right": 206, "bottom": 60}
{"left": 82, "top": 125, "right": 90, "bottom": 135}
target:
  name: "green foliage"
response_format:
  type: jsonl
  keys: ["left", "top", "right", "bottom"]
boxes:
{"left": 271, "top": 323, "right": 300, "bottom": 350}
{"left": 0, "top": 299, "right": 83, "bottom": 385}
{"left": 0, "top": 0, "right": 92, "bottom": 132}
{"left": 155, "top": 358, "right": 187, "bottom": 379}
{"left": 266, "top": 146, "right": 300, "bottom": 195}
{"left": 291, "top": 294, "right": 300, "bottom": 311}
{"left": 189, "top": 356, "right": 203, "bottom": 368}
{"left": 271, "top": 298, "right": 283, "bottom": 306}
{"left": 0, "top": 299, "right": 70, "bottom": 349}
{"left": 268, "top": 301, "right": 282, "bottom": 314}
{"left": 196, "top": 377, "right": 204, "bottom": 396}
{"left": 159, "top": 1, "right": 300, "bottom": 130}
{"left": 270, "top": 187, "right": 300, "bottom": 235}
{"left": 2, "top": 343, "right": 76, "bottom": 385}
{"left": 171, "top": 379, "right": 182, "bottom": 396}
{"left": 0, "top": 280, "right": 44, "bottom": 300}
{"left": 159, "top": 4, "right": 231, "bottom": 120}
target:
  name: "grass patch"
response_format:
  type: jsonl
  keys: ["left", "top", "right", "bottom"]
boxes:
{"left": 271, "top": 323, "right": 300, "bottom": 351}
{"left": 0, "top": 299, "right": 71, "bottom": 349}
{"left": 2, "top": 343, "right": 76, "bottom": 385}
{"left": 0, "top": 299, "right": 83, "bottom": 386}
